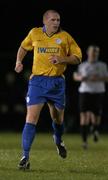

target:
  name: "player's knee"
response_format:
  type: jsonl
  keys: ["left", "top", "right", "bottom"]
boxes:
{"left": 53, "top": 117, "right": 63, "bottom": 124}
{"left": 26, "top": 113, "right": 39, "bottom": 124}
{"left": 80, "top": 113, "right": 88, "bottom": 125}
{"left": 50, "top": 112, "right": 60, "bottom": 123}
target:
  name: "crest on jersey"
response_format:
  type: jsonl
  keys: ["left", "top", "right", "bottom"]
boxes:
{"left": 26, "top": 96, "right": 30, "bottom": 103}
{"left": 56, "top": 38, "right": 62, "bottom": 44}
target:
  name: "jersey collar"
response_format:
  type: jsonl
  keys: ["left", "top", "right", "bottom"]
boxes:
{"left": 42, "top": 25, "right": 61, "bottom": 37}
{"left": 87, "top": 59, "right": 98, "bottom": 64}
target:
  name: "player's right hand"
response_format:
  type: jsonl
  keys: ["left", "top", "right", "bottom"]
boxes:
{"left": 88, "top": 75, "right": 99, "bottom": 81}
{"left": 14, "top": 62, "right": 23, "bottom": 73}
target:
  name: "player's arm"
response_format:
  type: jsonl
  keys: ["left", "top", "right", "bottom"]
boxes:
{"left": 49, "top": 33, "right": 82, "bottom": 65}
{"left": 97, "top": 64, "right": 108, "bottom": 82}
{"left": 98, "top": 76, "right": 108, "bottom": 82}
{"left": 15, "top": 46, "right": 27, "bottom": 73}
{"left": 88, "top": 64, "right": 108, "bottom": 82}
{"left": 16, "top": 46, "right": 27, "bottom": 64}
{"left": 73, "top": 72, "right": 108, "bottom": 82}
{"left": 62, "top": 54, "right": 80, "bottom": 64}
{"left": 15, "top": 28, "right": 33, "bottom": 73}
{"left": 73, "top": 72, "right": 87, "bottom": 81}
{"left": 49, "top": 54, "right": 80, "bottom": 65}
{"left": 88, "top": 75, "right": 108, "bottom": 82}
{"left": 73, "top": 63, "right": 88, "bottom": 82}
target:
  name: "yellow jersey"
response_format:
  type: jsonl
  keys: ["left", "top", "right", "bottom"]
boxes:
{"left": 21, "top": 27, "right": 82, "bottom": 76}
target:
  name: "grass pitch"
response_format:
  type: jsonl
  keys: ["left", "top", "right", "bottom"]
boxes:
{"left": 0, "top": 133, "right": 108, "bottom": 180}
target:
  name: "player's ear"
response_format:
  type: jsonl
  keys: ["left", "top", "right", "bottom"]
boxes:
{"left": 43, "top": 19, "right": 45, "bottom": 24}
{"left": 43, "top": 16, "right": 46, "bottom": 25}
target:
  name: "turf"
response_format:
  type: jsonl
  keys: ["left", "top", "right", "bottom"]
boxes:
{"left": 0, "top": 133, "right": 108, "bottom": 180}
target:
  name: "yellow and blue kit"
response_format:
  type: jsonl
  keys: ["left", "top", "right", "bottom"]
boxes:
{"left": 21, "top": 27, "right": 82, "bottom": 108}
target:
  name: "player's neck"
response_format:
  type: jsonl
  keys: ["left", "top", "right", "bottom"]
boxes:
{"left": 43, "top": 25, "right": 58, "bottom": 37}
{"left": 88, "top": 59, "right": 98, "bottom": 63}
{"left": 45, "top": 30, "right": 55, "bottom": 37}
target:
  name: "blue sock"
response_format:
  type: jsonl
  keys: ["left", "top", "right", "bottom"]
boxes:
{"left": 22, "top": 123, "right": 36, "bottom": 159}
{"left": 52, "top": 122, "right": 64, "bottom": 144}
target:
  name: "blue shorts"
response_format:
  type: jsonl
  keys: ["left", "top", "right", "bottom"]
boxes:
{"left": 26, "top": 75, "right": 65, "bottom": 109}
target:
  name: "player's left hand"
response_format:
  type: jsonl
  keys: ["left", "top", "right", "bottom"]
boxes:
{"left": 49, "top": 55, "right": 64, "bottom": 64}
{"left": 88, "top": 75, "right": 100, "bottom": 81}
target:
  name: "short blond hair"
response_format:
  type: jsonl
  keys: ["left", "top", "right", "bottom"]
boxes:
{"left": 43, "top": 10, "right": 60, "bottom": 21}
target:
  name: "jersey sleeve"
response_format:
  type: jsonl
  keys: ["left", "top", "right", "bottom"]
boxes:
{"left": 67, "top": 34, "right": 82, "bottom": 62}
{"left": 21, "top": 29, "right": 34, "bottom": 51}
{"left": 101, "top": 63, "right": 108, "bottom": 76}
{"left": 77, "top": 64, "right": 82, "bottom": 74}
{"left": 77, "top": 63, "right": 88, "bottom": 77}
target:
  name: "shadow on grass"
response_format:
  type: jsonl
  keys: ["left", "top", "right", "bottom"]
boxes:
{"left": 0, "top": 167, "right": 61, "bottom": 173}
{"left": 69, "top": 168, "right": 106, "bottom": 176}
{"left": 0, "top": 166, "right": 107, "bottom": 176}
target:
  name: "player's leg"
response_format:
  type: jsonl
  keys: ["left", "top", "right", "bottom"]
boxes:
{"left": 19, "top": 75, "right": 48, "bottom": 169}
{"left": 22, "top": 104, "right": 44, "bottom": 158}
{"left": 80, "top": 112, "right": 90, "bottom": 149}
{"left": 90, "top": 113, "right": 100, "bottom": 142}
{"left": 19, "top": 104, "right": 44, "bottom": 169}
{"left": 90, "top": 93, "right": 104, "bottom": 142}
{"left": 79, "top": 93, "right": 90, "bottom": 149}
{"left": 48, "top": 102, "right": 64, "bottom": 144}
{"left": 48, "top": 103, "right": 67, "bottom": 158}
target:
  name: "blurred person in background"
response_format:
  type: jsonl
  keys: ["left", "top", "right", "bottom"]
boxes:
{"left": 15, "top": 9, "right": 82, "bottom": 169}
{"left": 73, "top": 45, "right": 108, "bottom": 149}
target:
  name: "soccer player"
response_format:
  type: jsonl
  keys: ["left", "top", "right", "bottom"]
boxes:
{"left": 15, "top": 9, "right": 82, "bottom": 169}
{"left": 73, "top": 45, "right": 108, "bottom": 149}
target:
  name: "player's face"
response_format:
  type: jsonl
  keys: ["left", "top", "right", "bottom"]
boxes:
{"left": 44, "top": 13, "right": 60, "bottom": 35}
{"left": 87, "top": 47, "right": 100, "bottom": 62}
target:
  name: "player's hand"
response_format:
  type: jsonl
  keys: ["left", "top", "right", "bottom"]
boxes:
{"left": 49, "top": 55, "right": 64, "bottom": 64}
{"left": 88, "top": 75, "right": 99, "bottom": 81}
{"left": 14, "top": 62, "right": 23, "bottom": 73}
{"left": 73, "top": 73, "right": 88, "bottom": 81}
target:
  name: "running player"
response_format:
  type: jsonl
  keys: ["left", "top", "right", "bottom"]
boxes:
{"left": 73, "top": 45, "right": 108, "bottom": 149}
{"left": 15, "top": 9, "right": 82, "bottom": 169}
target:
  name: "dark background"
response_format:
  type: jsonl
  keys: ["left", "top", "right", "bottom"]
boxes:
{"left": 0, "top": 0, "right": 108, "bottom": 132}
